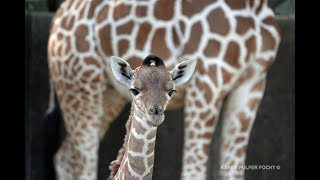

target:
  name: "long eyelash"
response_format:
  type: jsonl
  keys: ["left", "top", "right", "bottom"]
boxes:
{"left": 130, "top": 88, "right": 140, "bottom": 96}
{"left": 168, "top": 89, "right": 177, "bottom": 96}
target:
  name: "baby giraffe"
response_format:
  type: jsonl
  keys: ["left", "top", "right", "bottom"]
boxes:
{"left": 107, "top": 55, "right": 196, "bottom": 180}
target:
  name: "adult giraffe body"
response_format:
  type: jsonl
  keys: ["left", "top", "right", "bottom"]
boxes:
{"left": 47, "top": 0, "right": 281, "bottom": 179}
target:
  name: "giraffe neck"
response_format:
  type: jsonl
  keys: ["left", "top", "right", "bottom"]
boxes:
{"left": 113, "top": 102, "right": 158, "bottom": 180}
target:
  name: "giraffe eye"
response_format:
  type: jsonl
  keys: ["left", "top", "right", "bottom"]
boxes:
{"left": 168, "top": 89, "right": 176, "bottom": 97}
{"left": 130, "top": 88, "right": 140, "bottom": 96}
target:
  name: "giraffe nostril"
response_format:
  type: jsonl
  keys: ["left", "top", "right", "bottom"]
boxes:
{"left": 149, "top": 106, "right": 163, "bottom": 115}
{"left": 149, "top": 108, "right": 154, "bottom": 115}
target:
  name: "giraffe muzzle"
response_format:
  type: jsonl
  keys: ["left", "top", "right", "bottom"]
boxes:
{"left": 147, "top": 105, "right": 165, "bottom": 126}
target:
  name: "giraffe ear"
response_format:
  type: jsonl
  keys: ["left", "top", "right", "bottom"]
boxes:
{"left": 170, "top": 59, "right": 197, "bottom": 85}
{"left": 109, "top": 56, "right": 134, "bottom": 86}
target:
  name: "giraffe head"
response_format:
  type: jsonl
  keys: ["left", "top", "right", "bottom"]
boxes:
{"left": 110, "top": 55, "right": 196, "bottom": 127}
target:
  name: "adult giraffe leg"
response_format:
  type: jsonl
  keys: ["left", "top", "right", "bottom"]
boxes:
{"left": 53, "top": 85, "right": 104, "bottom": 180}
{"left": 219, "top": 72, "right": 267, "bottom": 179}
{"left": 181, "top": 71, "right": 225, "bottom": 180}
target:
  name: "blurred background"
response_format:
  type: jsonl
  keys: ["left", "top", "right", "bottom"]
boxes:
{"left": 25, "top": 0, "right": 295, "bottom": 180}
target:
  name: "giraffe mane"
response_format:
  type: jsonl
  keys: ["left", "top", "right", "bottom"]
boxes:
{"left": 108, "top": 105, "right": 134, "bottom": 180}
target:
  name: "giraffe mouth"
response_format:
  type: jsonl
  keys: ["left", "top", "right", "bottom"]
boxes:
{"left": 147, "top": 115, "right": 165, "bottom": 127}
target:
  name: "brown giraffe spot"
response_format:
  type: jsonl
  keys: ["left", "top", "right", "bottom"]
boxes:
{"left": 248, "top": 98, "right": 261, "bottom": 111}
{"left": 57, "top": 33, "right": 63, "bottom": 40}
{"left": 136, "top": 6, "right": 147, "bottom": 17}
{"left": 194, "top": 122, "right": 201, "bottom": 129}
{"left": 236, "top": 17, "right": 255, "bottom": 35}
{"left": 88, "top": 0, "right": 102, "bottom": 19}
{"left": 116, "top": 21, "right": 134, "bottom": 35}
{"left": 222, "top": 141, "right": 230, "bottom": 150}
{"left": 135, "top": 120, "right": 148, "bottom": 135}
{"left": 65, "top": 37, "right": 71, "bottom": 55}
{"left": 83, "top": 69, "right": 94, "bottom": 78}
{"left": 251, "top": 80, "right": 264, "bottom": 92}
{"left": 154, "top": 0, "right": 174, "bottom": 21}
{"left": 182, "top": 22, "right": 202, "bottom": 54}
{"left": 188, "top": 131, "right": 195, "bottom": 138}
{"left": 113, "top": 4, "right": 131, "bottom": 21}
{"left": 97, "top": 5, "right": 109, "bottom": 23}
{"left": 261, "top": 27, "right": 276, "bottom": 51}
{"left": 81, "top": 123, "right": 87, "bottom": 129}
{"left": 207, "top": 8, "right": 230, "bottom": 36}
{"left": 136, "top": 22, "right": 152, "bottom": 50}
{"left": 128, "top": 153, "right": 146, "bottom": 175}
{"left": 72, "top": 101, "right": 80, "bottom": 110}
{"left": 182, "top": 0, "right": 216, "bottom": 17}
{"left": 236, "top": 147, "right": 246, "bottom": 157}
{"left": 197, "top": 155, "right": 203, "bottom": 160}
{"left": 91, "top": 75, "right": 100, "bottom": 84}
{"left": 191, "top": 91, "right": 197, "bottom": 97}
{"left": 75, "top": 130, "right": 83, "bottom": 137}
{"left": 118, "top": 39, "right": 129, "bottom": 56}
{"left": 65, "top": 94, "right": 74, "bottom": 103}
{"left": 195, "top": 166, "right": 201, "bottom": 172}
{"left": 186, "top": 156, "right": 195, "bottom": 164}
{"left": 263, "top": 16, "right": 281, "bottom": 34}
{"left": 225, "top": 0, "right": 246, "bottom": 9}
{"left": 222, "top": 68, "right": 233, "bottom": 84}
{"left": 195, "top": 100, "right": 202, "bottom": 108}
{"left": 197, "top": 59, "right": 205, "bottom": 75}
{"left": 204, "top": 39, "right": 221, "bottom": 57}
{"left": 65, "top": 166, "right": 71, "bottom": 173}
{"left": 128, "top": 56, "right": 142, "bottom": 69}
{"left": 235, "top": 137, "right": 245, "bottom": 143}
{"left": 151, "top": 28, "right": 171, "bottom": 59}
{"left": 224, "top": 41, "right": 240, "bottom": 68}
{"left": 179, "top": 20, "right": 185, "bottom": 35}
{"left": 203, "top": 143, "right": 210, "bottom": 154}
{"left": 206, "top": 117, "right": 216, "bottom": 126}
{"left": 208, "top": 64, "right": 218, "bottom": 86}
{"left": 198, "top": 132, "right": 212, "bottom": 139}
{"left": 61, "top": 15, "right": 75, "bottom": 30}
{"left": 172, "top": 26, "right": 180, "bottom": 47}
{"left": 245, "top": 36, "right": 257, "bottom": 62}
{"left": 200, "top": 110, "right": 210, "bottom": 120}
{"left": 191, "top": 112, "right": 196, "bottom": 118}
{"left": 75, "top": 25, "right": 90, "bottom": 52}
{"left": 146, "top": 141, "right": 155, "bottom": 155}
{"left": 99, "top": 25, "right": 113, "bottom": 55}
{"left": 237, "top": 111, "right": 250, "bottom": 132}
{"left": 195, "top": 80, "right": 213, "bottom": 103}
{"left": 147, "top": 130, "right": 156, "bottom": 140}
{"left": 147, "top": 156, "right": 154, "bottom": 168}
{"left": 84, "top": 57, "right": 100, "bottom": 67}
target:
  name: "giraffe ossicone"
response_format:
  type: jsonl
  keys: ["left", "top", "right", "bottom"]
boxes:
{"left": 108, "top": 55, "right": 196, "bottom": 179}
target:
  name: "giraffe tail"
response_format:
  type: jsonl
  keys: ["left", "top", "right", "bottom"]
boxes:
{"left": 45, "top": 78, "right": 56, "bottom": 115}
